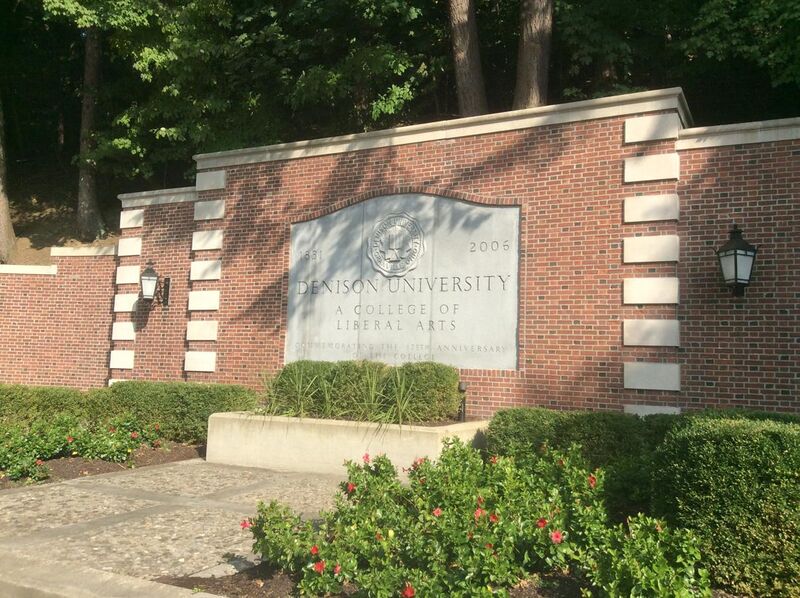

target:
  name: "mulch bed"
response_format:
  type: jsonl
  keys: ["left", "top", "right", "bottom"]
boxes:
{"left": 0, "top": 442, "right": 205, "bottom": 491}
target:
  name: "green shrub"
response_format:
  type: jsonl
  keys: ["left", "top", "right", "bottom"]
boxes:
{"left": 264, "top": 360, "right": 461, "bottom": 424}
{"left": 105, "top": 381, "right": 257, "bottom": 442}
{"left": 486, "top": 408, "right": 660, "bottom": 519}
{"left": 0, "top": 385, "right": 86, "bottom": 426}
{"left": 249, "top": 440, "right": 709, "bottom": 596}
{"left": 653, "top": 418, "right": 800, "bottom": 597}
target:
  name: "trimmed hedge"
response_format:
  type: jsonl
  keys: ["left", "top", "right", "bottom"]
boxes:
{"left": 0, "top": 381, "right": 257, "bottom": 442}
{"left": 265, "top": 360, "right": 462, "bottom": 424}
{"left": 485, "top": 408, "right": 664, "bottom": 518}
{"left": 653, "top": 418, "right": 800, "bottom": 597}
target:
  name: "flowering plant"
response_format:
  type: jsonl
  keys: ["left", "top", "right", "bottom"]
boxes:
{"left": 250, "top": 439, "right": 709, "bottom": 596}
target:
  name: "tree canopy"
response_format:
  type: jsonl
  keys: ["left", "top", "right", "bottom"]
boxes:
{"left": 1, "top": 0, "right": 798, "bottom": 218}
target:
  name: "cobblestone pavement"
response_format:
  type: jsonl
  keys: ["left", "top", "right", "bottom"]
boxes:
{"left": 0, "top": 459, "right": 342, "bottom": 581}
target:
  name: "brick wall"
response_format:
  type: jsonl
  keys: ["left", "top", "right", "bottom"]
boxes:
{"left": 0, "top": 256, "right": 115, "bottom": 388}
{"left": 0, "top": 89, "right": 797, "bottom": 416}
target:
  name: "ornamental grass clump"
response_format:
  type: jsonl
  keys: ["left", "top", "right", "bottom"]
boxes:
{"left": 249, "top": 439, "right": 709, "bottom": 597}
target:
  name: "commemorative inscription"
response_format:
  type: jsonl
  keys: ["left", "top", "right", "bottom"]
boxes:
{"left": 286, "top": 194, "right": 519, "bottom": 369}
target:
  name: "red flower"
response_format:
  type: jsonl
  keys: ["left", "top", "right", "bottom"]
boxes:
{"left": 432, "top": 507, "right": 443, "bottom": 517}
{"left": 490, "top": 455, "right": 498, "bottom": 464}
{"left": 557, "top": 458, "right": 565, "bottom": 467}
{"left": 310, "top": 545, "right": 319, "bottom": 555}
{"left": 477, "top": 496, "right": 485, "bottom": 505}
{"left": 66, "top": 436, "right": 74, "bottom": 444}
{"left": 108, "top": 426, "right": 116, "bottom": 433}
{"left": 485, "top": 542, "right": 494, "bottom": 549}
{"left": 550, "top": 530, "right": 563, "bottom": 544}
{"left": 334, "top": 564, "right": 342, "bottom": 575}
{"left": 154, "top": 423, "right": 160, "bottom": 431}
{"left": 375, "top": 532, "right": 383, "bottom": 541}
{"left": 362, "top": 453, "right": 370, "bottom": 464}
{"left": 130, "top": 431, "right": 139, "bottom": 440}
{"left": 474, "top": 508, "right": 485, "bottom": 521}
{"left": 346, "top": 482, "right": 356, "bottom": 494}
{"left": 35, "top": 459, "right": 44, "bottom": 466}
{"left": 412, "top": 457, "right": 426, "bottom": 468}
{"left": 314, "top": 560, "right": 326, "bottom": 574}
{"left": 588, "top": 474, "right": 597, "bottom": 489}
{"left": 402, "top": 582, "right": 416, "bottom": 597}
{"left": 537, "top": 518, "right": 547, "bottom": 528}
{"left": 240, "top": 519, "right": 251, "bottom": 529}
{"left": 489, "top": 513, "right": 499, "bottom": 524}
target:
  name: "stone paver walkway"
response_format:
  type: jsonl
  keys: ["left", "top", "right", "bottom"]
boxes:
{"left": 0, "top": 459, "right": 342, "bottom": 596}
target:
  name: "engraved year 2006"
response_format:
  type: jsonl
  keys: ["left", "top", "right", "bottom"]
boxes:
{"left": 469, "top": 240, "right": 511, "bottom": 253}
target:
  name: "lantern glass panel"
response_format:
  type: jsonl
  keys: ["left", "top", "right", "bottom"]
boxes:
{"left": 736, "top": 252, "right": 755, "bottom": 284}
{"left": 141, "top": 273, "right": 158, "bottom": 300}
{"left": 719, "top": 250, "right": 737, "bottom": 284}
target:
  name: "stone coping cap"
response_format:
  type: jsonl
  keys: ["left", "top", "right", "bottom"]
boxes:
{"left": 213, "top": 411, "right": 488, "bottom": 434}
{"left": 677, "top": 116, "right": 800, "bottom": 149}
{"left": 51, "top": 245, "right": 117, "bottom": 257}
{"left": 194, "top": 88, "right": 691, "bottom": 169}
{"left": 118, "top": 186, "right": 197, "bottom": 208}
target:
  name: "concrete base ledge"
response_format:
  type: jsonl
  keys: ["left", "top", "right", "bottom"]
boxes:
{"left": 206, "top": 413, "right": 488, "bottom": 474}
{"left": 0, "top": 549, "right": 215, "bottom": 598}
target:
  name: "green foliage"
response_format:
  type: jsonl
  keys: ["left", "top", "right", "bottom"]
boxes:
{"left": 263, "top": 360, "right": 461, "bottom": 424}
{"left": 653, "top": 418, "right": 800, "bottom": 597}
{"left": 103, "top": 381, "right": 257, "bottom": 442}
{"left": 0, "top": 414, "right": 160, "bottom": 480}
{"left": 250, "top": 440, "right": 709, "bottom": 596}
{"left": 486, "top": 408, "right": 663, "bottom": 519}
{"left": 687, "top": 0, "right": 800, "bottom": 87}
{"left": 588, "top": 515, "right": 710, "bottom": 597}
{"left": 0, "top": 381, "right": 256, "bottom": 443}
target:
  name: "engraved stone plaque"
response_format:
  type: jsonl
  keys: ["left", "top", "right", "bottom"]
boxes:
{"left": 286, "top": 194, "right": 519, "bottom": 369}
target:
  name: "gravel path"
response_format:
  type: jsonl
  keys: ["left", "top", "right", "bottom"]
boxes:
{"left": 0, "top": 459, "right": 342, "bottom": 582}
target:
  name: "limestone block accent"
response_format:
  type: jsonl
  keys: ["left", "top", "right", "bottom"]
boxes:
{"left": 196, "top": 170, "right": 226, "bottom": 191}
{"left": 624, "top": 363, "right": 681, "bottom": 391}
{"left": 623, "top": 320, "right": 680, "bottom": 346}
{"left": 111, "top": 322, "right": 137, "bottom": 341}
{"left": 192, "top": 230, "right": 223, "bottom": 251}
{"left": 113, "top": 293, "right": 139, "bottom": 312}
{"left": 188, "top": 290, "right": 220, "bottom": 311}
{"left": 107, "top": 379, "right": 123, "bottom": 386}
{"left": 623, "top": 278, "right": 679, "bottom": 304}
{"left": 206, "top": 413, "right": 488, "bottom": 475}
{"left": 115, "top": 265, "right": 141, "bottom": 285}
{"left": 117, "top": 237, "right": 142, "bottom": 256}
{"left": 623, "top": 404, "right": 681, "bottom": 417}
{"left": 624, "top": 194, "right": 679, "bottom": 223}
{"left": 119, "top": 209, "right": 144, "bottom": 229}
{"left": 194, "top": 200, "right": 225, "bottom": 221}
{"left": 624, "top": 113, "right": 681, "bottom": 143}
{"left": 186, "top": 320, "right": 219, "bottom": 341}
{"left": 623, "top": 235, "right": 680, "bottom": 263}
{"left": 184, "top": 351, "right": 217, "bottom": 372}
{"left": 50, "top": 246, "right": 116, "bottom": 257}
{"left": 109, "top": 350, "right": 135, "bottom": 370}
{"left": 0, "top": 265, "right": 58, "bottom": 275}
{"left": 190, "top": 260, "right": 222, "bottom": 281}
{"left": 624, "top": 154, "right": 679, "bottom": 183}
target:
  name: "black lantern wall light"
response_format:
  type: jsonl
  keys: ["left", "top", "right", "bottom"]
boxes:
{"left": 716, "top": 225, "right": 758, "bottom": 297}
{"left": 140, "top": 261, "right": 171, "bottom": 307}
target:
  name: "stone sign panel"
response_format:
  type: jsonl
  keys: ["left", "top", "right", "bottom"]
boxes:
{"left": 286, "top": 194, "right": 519, "bottom": 369}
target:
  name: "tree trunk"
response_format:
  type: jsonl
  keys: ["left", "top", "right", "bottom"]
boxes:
{"left": 448, "top": 0, "right": 488, "bottom": 116}
{"left": 77, "top": 27, "right": 106, "bottom": 240}
{"left": 0, "top": 95, "right": 15, "bottom": 264}
{"left": 512, "top": 0, "right": 553, "bottom": 109}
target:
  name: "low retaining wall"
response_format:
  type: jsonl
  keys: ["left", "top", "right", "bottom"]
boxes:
{"left": 206, "top": 413, "right": 488, "bottom": 475}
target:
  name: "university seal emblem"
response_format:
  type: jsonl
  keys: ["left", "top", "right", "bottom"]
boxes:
{"left": 367, "top": 212, "right": 426, "bottom": 277}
